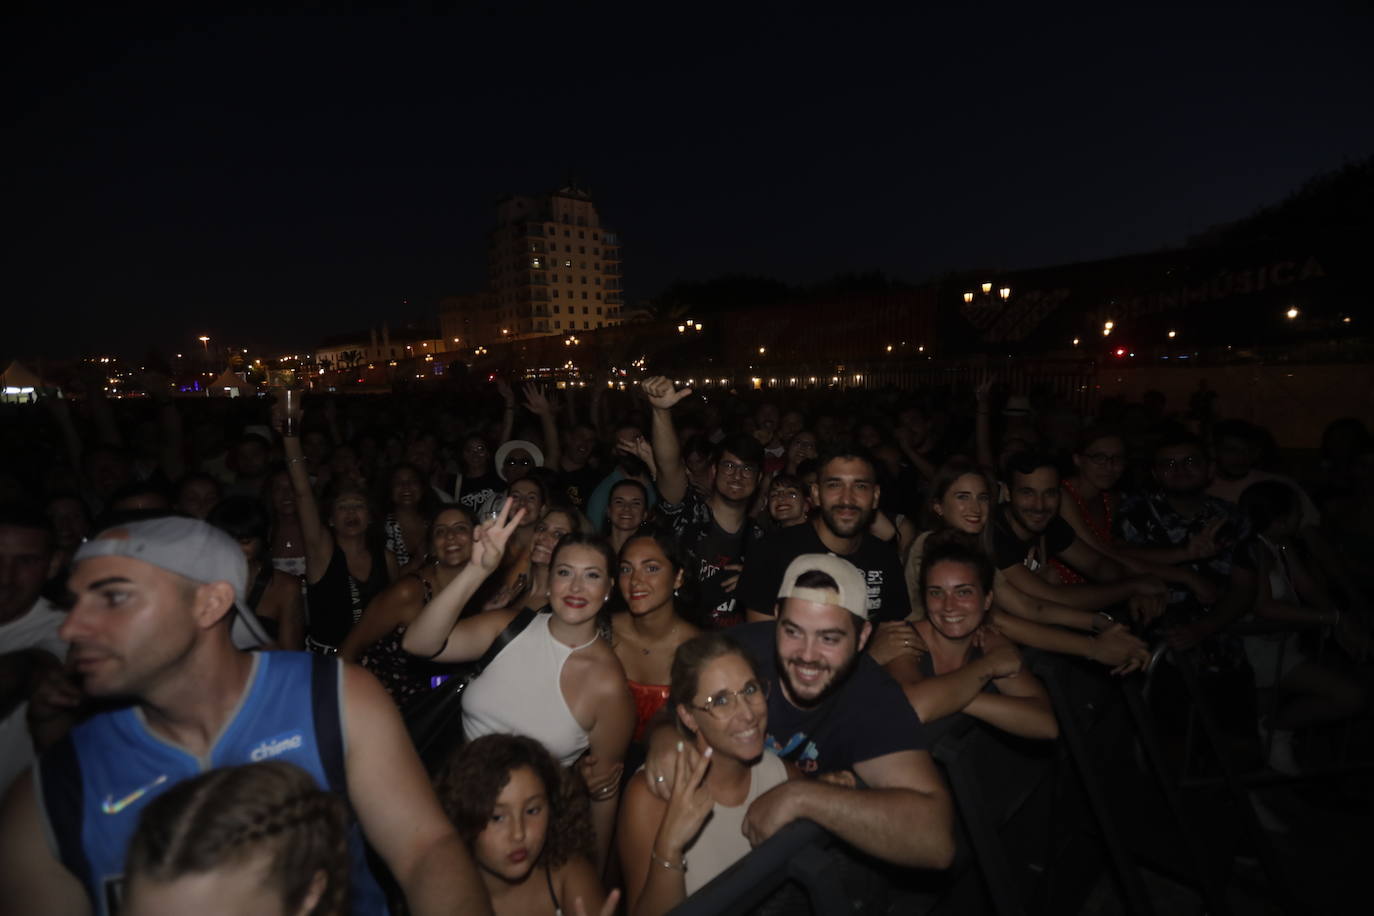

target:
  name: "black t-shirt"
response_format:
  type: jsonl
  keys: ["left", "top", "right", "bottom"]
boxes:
{"left": 555, "top": 464, "right": 605, "bottom": 510}
{"left": 660, "top": 487, "right": 763, "bottom": 628}
{"left": 990, "top": 505, "right": 1076, "bottom": 572}
{"left": 456, "top": 471, "right": 504, "bottom": 515}
{"left": 737, "top": 522, "right": 910, "bottom": 622}
{"left": 728, "top": 622, "right": 929, "bottom": 775}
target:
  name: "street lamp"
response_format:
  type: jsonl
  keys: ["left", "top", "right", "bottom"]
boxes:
{"left": 198, "top": 336, "right": 210, "bottom": 358}
{"left": 1285, "top": 307, "right": 1299, "bottom": 320}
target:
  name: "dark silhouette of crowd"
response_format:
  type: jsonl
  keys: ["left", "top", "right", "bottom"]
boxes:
{"left": 0, "top": 372, "right": 1369, "bottom": 915}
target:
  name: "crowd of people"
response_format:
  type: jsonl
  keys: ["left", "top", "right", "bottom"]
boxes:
{"left": 0, "top": 370, "right": 1370, "bottom": 914}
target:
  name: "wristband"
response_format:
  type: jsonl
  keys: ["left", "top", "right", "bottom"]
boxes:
{"left": 650, "top": 850, "right": 687, "bottom": 873}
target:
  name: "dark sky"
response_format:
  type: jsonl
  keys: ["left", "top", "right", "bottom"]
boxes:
{"left": 7, "top": 4, "right": 1373, "bottom": 360}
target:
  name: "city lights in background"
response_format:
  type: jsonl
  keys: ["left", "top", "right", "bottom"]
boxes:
{"left": 1286, "top": 307, "right": 1300, "bottom": 319}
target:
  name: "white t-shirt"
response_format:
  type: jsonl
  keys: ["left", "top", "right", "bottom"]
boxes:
{"left": 0, "top": 597, "right": 67, "bottom": 794}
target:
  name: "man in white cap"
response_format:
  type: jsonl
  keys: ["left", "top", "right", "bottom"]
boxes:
{"left": 0, "top": 516, "right": 490, "bottom": 916}
{"left": 646, "top": 553, "right": 954, "bottom": 871}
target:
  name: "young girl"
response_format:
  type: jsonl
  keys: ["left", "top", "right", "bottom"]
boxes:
{"left": 436, "top": 735, "right": 618, "bottom": 916}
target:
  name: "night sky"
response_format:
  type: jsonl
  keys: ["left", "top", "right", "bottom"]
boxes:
{"left": 8, "top": 5, "right": 1373, "bottom": 360}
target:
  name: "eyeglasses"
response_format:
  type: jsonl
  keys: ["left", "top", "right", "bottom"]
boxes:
{"left": 1156, "top": 456, "right": 1203, "bottom": 472}
{"left": 1083, "top": 452, "right": 1126, "bottom": 468}
{"left": 719, "top": 460, "right": 759, "bottom": 479}
{"left": 692, "top": 680, "right": 768, "bottom": 719}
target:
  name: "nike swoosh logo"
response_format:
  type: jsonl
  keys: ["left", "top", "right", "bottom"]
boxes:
{"left": 101, "top": 775, "right": 168, "bottom": 814}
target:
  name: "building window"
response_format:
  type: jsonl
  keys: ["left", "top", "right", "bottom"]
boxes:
{"left": 594, "top": 277, "right": 601, "bottom": 285}
{"left": 552, "top": 290, "right": 559, "bottom": 298}
{"left": 593, "top": 233, "right": 599, "bottom": 240}
{"left": 580, "top": 276, "right": 587, "bottom": 284}
{"left": 583, "top": 306, "right": 590, "bottom": 315}
{"left": 555, "top": 320, "right": 562, "bottom": 328}
{"left": 531, "top": 257, "right": 542, "bottom": 269}
{"left": 593, "top": 262, "right": 599, "bottom": 270}
{"left": 578, "top": 230, "right": 585, "bottom": 239}
{"left": 584, "top": 320, "right": 590, "bottom": 328}
{"left": 564, "top": 259, "right": 572, "bottom": 268}
{"left": 595, "top": 296, "right": 602, "bottom": 303}
{"left": 564, "top": 229, "right": 571, "bottom": 236}
{"left": 554, "top": 305, "right": 560, "bottom": 313}
{"left": 551, "top": 274, "right": 557, "bottom": 282}
{"left": 582, "top": 292, "right": 588, "bottom": 300}
{"left": 579, "top": 246, "right": 585, "bottom": 254}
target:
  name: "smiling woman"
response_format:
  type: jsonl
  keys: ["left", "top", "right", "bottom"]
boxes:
{"left": 616, "top": 634, "right": 790, "bottom": 916}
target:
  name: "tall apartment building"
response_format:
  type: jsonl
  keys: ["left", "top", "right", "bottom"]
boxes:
{"left": 482, "top": 184, "right": 623, "bottom": 342}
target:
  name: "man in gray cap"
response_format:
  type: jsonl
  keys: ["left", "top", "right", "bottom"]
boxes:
{"left": 0, "top": 516, "right": 491, "bottom": 916}
{"left": 645, "top": 553, "right": 954, "bottom": 871}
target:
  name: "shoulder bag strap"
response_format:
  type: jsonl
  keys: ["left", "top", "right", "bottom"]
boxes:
{"left": 473, "top": 607, "right": 538, "bottom": 677}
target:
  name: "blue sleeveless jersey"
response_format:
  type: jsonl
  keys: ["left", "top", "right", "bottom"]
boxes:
{"left": 37, "top": 651, "right": 388, "bottom": 915}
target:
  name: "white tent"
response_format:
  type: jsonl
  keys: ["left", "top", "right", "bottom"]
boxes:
{"left": 208, "top": 367, "right": 253, "bottom": 397}
{"left": 1, "top": 361, "right": 48, "bottom": 402}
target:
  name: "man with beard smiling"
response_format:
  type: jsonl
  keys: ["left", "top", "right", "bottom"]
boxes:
{"left": 740, "top": 444, "right": 910, "bottom": 623}
{"left": 992, "top": 452, "right": 1168, "bottom": 623}
{"left": 646, "top": 553, "right": 954, "bottom": 870}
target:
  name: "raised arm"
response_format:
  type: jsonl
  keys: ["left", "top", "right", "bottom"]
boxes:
{"left": 641, "top": 376, "right": 691, "bottom": 505}
{"left": 340, "top": 576, "right": 425, "bottom": 663}
{"left": 398, "top": 501, "right": 525, "bottom": 661}
{"left": 524, "top": 383, "right": 562, "bottom": 470}
{"left": 281, "top": 430, "right": 333, "bottom": 583}
{"left": 1060, "top": 495, "right": 1217, "bottom": 603}
{"left": 496, "top": 380, "right": 517, "bottom": 444}
{"left": 342, "top": 664, "right": 493, "bottom": 916}
{"left": 988, "top": 608, "right": 1150, "bottom": 676}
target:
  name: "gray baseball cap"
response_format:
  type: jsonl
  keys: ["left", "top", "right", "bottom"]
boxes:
{"left": 74, "top": 516, "right": 272, "bottom": 650}
{"left": 777, "top": 553, "right": 871, "bottom": 620}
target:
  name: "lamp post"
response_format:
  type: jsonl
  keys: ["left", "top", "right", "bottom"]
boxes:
{"left": 962, "top": 282, "right": 1012, "bottom": 305}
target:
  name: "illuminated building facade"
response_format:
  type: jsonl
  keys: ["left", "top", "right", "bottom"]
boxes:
{"left": 483, "top": 184, "right": 624, "bottom": 342}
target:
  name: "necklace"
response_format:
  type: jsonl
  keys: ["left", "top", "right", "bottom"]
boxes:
{"left": 622, "top": 622, "right": 679, "bottom": 655}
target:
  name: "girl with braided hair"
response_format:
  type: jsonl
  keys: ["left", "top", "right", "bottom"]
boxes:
{"left": 123, "top": 761, "right": 351, "bottom": 916}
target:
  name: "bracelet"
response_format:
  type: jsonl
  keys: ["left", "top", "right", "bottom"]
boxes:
{"left": 650, "top": 850, "right": 687, "bottom": 873}
{"left": 288, "top": 456, "right": 308, "bottom": 465}
{"left": 1092, "top": 611, "right": 1116, "bottom": 634}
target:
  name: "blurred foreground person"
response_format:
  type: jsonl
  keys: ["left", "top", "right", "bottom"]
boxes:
{"left": 123, "top": 761, "right": 350, "bottom": 916}
{"left": 0, "top": 516, "right": 490, "bottom": 916}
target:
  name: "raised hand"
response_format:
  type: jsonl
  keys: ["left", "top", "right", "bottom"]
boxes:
{"left": 975, "top": 373, "right": 995, "bottom": 407}
{"left": 470, "top": 498, "right": 527, "bottom": 573}
{"left": 868, "top": 621, "right": 925, "bottom": 666}
{"left": 495, "top": 378, "right": 515, "bottom": 408}
{"left": 570, "top": 888, "right": 621, "bottom": 916}
{"left": 642, "top": 376, "right": 693, "bottom": 411}
{"left": 523, "top": 382, "right": 553, "bottom": 417}
{"left": 654, "top": 744, "right": 714, "bottom": 859}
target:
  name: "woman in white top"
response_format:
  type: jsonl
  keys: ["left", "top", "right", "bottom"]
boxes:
{"left": 617, "top": 633, "right": 790, "bottom": 916}
{"left": 401, "top": 500, "right": 635, "bottom": 872}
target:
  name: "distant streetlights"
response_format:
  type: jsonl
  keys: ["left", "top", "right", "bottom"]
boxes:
{"left": 1285, "top": 307, "right": 1299, "bottom": 320}
{"left": 963, "top": 282, "right": 1012, "bottom": 305}
{"left": 198, "top": 336, "right": 210, "bottom": 359}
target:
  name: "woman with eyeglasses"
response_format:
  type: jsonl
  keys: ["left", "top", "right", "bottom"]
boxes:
{"left": 616, "top": 633, "right": 789, "bottom": 916}
{"left": 1058, "top": 427, "right": 1219, "bottom": 602}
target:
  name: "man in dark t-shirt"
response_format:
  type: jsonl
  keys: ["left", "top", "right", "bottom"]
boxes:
{"left": 739, "top": 444, "right": 909, "bottom": 622}
{"left": 647, "top": 553, "right": 954, "bottom": 869}
{"left": 994, "top": 452, "right": 1167, "bottom": 619}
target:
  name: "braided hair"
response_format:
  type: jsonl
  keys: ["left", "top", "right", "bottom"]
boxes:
{"left": 124, "top": 761, "right": 350, "bottom": 916}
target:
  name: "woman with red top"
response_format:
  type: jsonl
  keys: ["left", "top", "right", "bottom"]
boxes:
{"left": 1058, "top": 428, "right": 1217, "bottom": 602}
{"left": 611, "top": 530, "right": 700, "bottom": 745}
